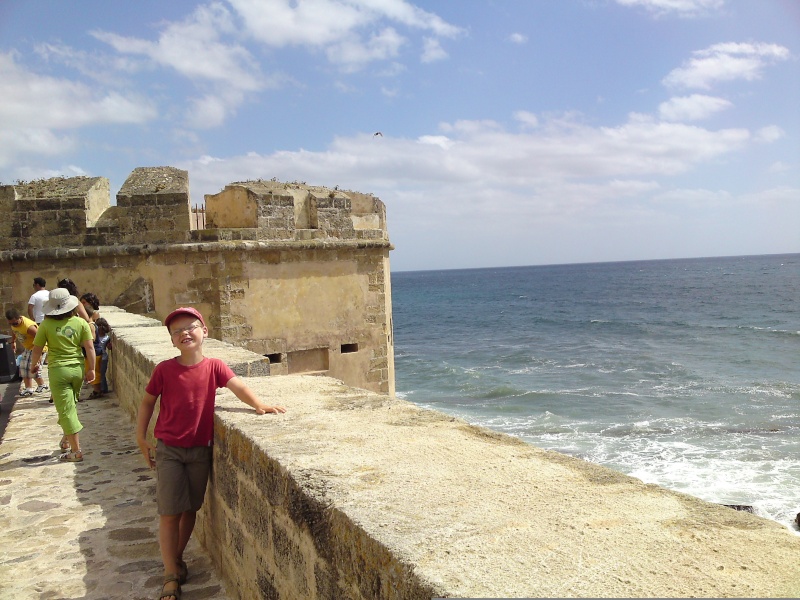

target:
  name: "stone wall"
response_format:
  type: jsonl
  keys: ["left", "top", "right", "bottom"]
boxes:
{"left": 0, "top": 168, "right": 394, "bottom": 394}
{"left": 104, "top": 306, "right": 442, "bottom": 600}
{"left": 103, "top": 306, "right": 800, "bottom": 599}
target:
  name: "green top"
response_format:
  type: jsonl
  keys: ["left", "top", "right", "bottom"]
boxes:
{"left": 33, "top": 315, "right": 92, "bottom": 367}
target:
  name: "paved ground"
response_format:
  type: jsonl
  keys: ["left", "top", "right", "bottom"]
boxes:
{"left": 0, "top": 372, "right": 232, "bottom": 600}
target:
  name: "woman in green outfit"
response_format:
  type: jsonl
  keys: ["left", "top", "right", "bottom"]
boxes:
{"left": 31, "top": 288, "right": 96, "bottom": 462}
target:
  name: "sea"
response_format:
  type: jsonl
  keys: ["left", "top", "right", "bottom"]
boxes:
{"left": 392, "top": 253, "right": 800, "bottom": 531}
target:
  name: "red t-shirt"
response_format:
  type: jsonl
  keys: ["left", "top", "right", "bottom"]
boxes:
{"left": 146, "top": 357, "right": 235, "bottom": 447}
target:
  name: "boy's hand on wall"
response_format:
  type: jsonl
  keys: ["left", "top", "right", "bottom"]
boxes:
{"left": 226, "top": 377, "right": 286, "bottom": 415}
{"left": 256, "top": 403, "right": 286, "bottom": 415}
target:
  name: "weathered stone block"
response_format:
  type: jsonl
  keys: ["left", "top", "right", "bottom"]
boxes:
{"left": 214, "top": 458, "right": 240, "bottom": 511}
{"left": 256, "top": 570, "right": 280, "bottom": 600}
{"left": 240, "top": 480, "right": 271, "bottom": 545}
{"left": 272, "top": 522, "right": 306, "bottom": 581}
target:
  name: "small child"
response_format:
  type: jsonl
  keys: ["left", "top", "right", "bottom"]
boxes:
{"left": 136, "top": 307, "right": 285, "bottom": 600}
{"left": 5, "top": 307, "right": 49, "bottom": 396}
{"left": 31, "top": 288, "right": 95, "bottom": 462}
{"left": 91, "top": 318, "right": 112, "bottom": 397}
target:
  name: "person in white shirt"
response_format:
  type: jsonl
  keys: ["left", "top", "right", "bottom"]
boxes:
{"left": 28, "top": 277, "right": 50, "bottom": 324}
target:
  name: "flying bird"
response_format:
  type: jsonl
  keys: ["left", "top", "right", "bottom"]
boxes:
{"left": 373, "top": 132, "right": 383, "bottom": 137}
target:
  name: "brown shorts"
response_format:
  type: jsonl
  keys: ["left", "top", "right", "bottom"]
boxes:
{"left": 155, "top": 441, "right": 212, "bottom": 515}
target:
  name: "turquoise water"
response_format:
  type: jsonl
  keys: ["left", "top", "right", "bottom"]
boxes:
{"left": 392, "top": 254, "right": 800, "bottom": 529}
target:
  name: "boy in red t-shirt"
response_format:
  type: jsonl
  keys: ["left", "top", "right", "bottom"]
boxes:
{"left": 136, "top": 307, "right": 285, "bottom": 600}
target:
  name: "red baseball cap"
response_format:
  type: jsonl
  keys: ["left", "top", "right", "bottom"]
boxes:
{"left": 164, "top": 307, "right": 206, "bottom": 330}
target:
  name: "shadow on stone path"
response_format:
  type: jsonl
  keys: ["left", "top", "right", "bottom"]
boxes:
{"left": 0, "top": 379, "right": 232, "bottom": 600}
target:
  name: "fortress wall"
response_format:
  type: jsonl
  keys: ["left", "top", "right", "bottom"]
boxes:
{"left": 0, "top": 240, "right": 393, "bottom": 394}
{"left": 0, "top": 169, "right": 393, "bottom": 394}
{"left": 103, "top": 305, "right": 800, "bottom": 600}
{"left": 220, "top": 245, "right": 393, "bottom": 392}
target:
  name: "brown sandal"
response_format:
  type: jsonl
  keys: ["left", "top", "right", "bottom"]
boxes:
{"left": 159, "top": 574, "right": 182, "bottom": 600}
{"left": 59, "top": 451, "right": 83, "bottom": 462}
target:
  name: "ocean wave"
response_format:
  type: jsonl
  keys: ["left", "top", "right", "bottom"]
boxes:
{"left": 737, "top": 325, "right": 800, "bottom": 337}
{"left": 474, "top": 385, "right": 528, "bottom": 399}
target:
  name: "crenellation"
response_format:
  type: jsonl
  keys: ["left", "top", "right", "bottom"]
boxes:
{"left": 117, "top": 166, "right": 188, "bottom": 199}
{"left": 12, "top": 175, "right": 103, "bottom": 199}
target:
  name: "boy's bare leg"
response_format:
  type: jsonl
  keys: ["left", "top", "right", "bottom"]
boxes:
{"left": 159, "top": 515, "right": 182, "bottom": 599}
{"left": 160, "top": 513, "right": 182, "bottom": 576}
{"left": 160, "top": 511, "right": 196, "bottom": 571}
{"left": 177, "top": 510, "right": 197, "bottom": 564}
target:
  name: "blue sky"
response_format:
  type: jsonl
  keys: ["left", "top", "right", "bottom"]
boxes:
{"left": 1, "top": 0, "right": 798, "bottom": 271}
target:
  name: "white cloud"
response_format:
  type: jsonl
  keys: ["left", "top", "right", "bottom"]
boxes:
{"left": 325, "top": 27, "right": 405, "bottom": 70}
{"left": 658, "top": 94, "right": 732, "bottom": 121}
{"left": 377, "top": 61, "right": 407, "bottom": 77}
{"left": 740, "top": 186, "right": 800, "bottom": 207}
{"left": 514, "top": 111, "right": 539, "bottom": 128}
{"left": 615, "top": 0, "right": 725, "bottom": 18}
{"left": 335, "top": 80, "right": 356, "bottom": 93}
{"left": 0, "top": 51, "right": 158, "bottom": 168}
{"left": 663, "top": 42, "right": 790, "bottom": 90}
{"left": 768, "top": 161, "right": 792, "bottom": 174}
{"left": 92, "top": 2, "right": 267, "bottom": 125}
{"left": 227, "top": 0, "right": 462, "bottom": 70}
{"left": 651, "top": 187, "right": 733, "bottom": 206}
{"left": 358, "top": 0, "right": 463, "bottom": 37}
{"left": 0, "top": 129, "right": 75, "bottom": 170}
{"left": 179, "top": 111, "right": 754, "bottom": 211}
{"left": 0, "top": 52, "right": 156, "bottom": 130}
{"left": 35, "top": 42, "right": 145, "bottom": 83}
{"left": 229, "top": 0, "right": 370, "bottom": 47}
{"left": 229, "top": 0, "right": 462, "bottom": 44}
{"left": 93, "top": 4, "right": 261, "bottom": 86}
{"left": 186, "top": 94, "right": 236, "bottom": 129}
{"left": 417, "top": 135, "right": 453, "bottom": 150}
{"left": 421, "top": 37, "right": 448, "bottom": 63}
{"left": 754, "top": 125, "right": 784, "bottom": 143}
{"left": 175, "top": 108, "right": 795, "bottom": 269}
{"left": 508, "top": 33, "right": 528, "bottom": 44}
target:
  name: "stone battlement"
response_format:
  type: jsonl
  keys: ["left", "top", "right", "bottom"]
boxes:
{"left": 0, "top": 167, "right": 388, "bottom": 252}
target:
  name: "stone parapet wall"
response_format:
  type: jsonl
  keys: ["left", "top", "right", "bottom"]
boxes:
{"left": 103, "top": 306, "right": 440, "bottom": 600}
{"left": 103, "top": 305, "right": 800, "bottom": 599}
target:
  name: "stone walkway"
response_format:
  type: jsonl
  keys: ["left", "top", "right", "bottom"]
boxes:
{"left": 0, "top": 375, "right": 232, "bottom": 600}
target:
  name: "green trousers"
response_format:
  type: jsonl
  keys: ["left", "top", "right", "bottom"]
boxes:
{"left": 49, "top": 363, "right": 84, "bottom": 436}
